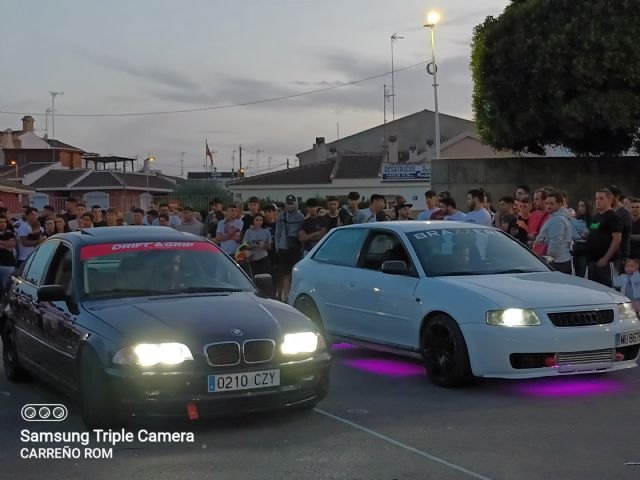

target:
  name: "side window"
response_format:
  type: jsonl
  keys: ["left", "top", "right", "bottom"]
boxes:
{"left": 312, "top": 229, "right": 367, "bottom": 267}
{"left": 45, "top": 245, "right": 74, "bottom": 294}
{"left": 23, "top": 241, "right": 59, "bottom": 286}
{"left": 360, "top": 232, "right": 412, "bottom": 272}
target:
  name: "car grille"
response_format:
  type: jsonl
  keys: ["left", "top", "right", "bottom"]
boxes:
{"left": 556, "top": 349, "right": 614, "bottom": 365}
{"left": 206, "top": 342, "right": 241, "bottom": 366}
{"left": 548, "top": 309, "right": 614, "bottom": 327}
{"left": 243, "top": 340, "right": 275, "bottom": 363}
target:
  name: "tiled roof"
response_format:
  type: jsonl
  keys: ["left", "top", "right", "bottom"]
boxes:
{"left": 0, "top": 162, "right": 56, "bottom": 178}
{"left": 73, "top": 171, "right": 123, "bottom": 188}
{"left": 0, "top": 179, "right": 34, "bottom": 193}
{"left": 30, "top": 169, "right": 88, "bottom": 189}
{"left": 228, "top": 160, "right": 336, "bottom": 186}
{"left": 112, "top": 172, "right": 176, "bottom": 190}
{"left": 334, "top": 154, "right": 382, "bottom": 179}
{"left": 45, "top": 139, "right": 85, "bottom": 152}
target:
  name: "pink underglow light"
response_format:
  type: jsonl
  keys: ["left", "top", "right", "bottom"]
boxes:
{"left": 510, "top": 376, "right": 626, "bottom": 397}
{"left": 343, "top": 358, "right": 425, "bottom": 377}
{"left": 331, "top": 342, "right": 357, "bottom": 351}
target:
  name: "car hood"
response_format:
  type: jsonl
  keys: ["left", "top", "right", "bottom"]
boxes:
{"left": 82, "top": 293, "right": 317, "bottom": 345}
{"left": 436, "top": 272, "right": 627, "bottom": 309}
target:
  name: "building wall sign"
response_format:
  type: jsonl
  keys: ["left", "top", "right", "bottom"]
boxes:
{"left": 381, "top": 163, "right": 431, "bottom": 182}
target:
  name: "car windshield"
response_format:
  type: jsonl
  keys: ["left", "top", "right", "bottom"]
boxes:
{"left": 407, "top": 228, "right": 550, "bottom": 277}
{"left": 80, "top": 241, "right": 255, "bottom": 298}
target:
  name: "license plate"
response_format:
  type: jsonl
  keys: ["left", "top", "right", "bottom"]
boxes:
{"left": 617, "top": 331, "right": 640, "bottom": 347}
{"left": 208, "top": 369, "right": 280, "bottom": 392}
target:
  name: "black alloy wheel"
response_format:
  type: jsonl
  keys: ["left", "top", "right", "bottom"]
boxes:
{"left": 2, "top": 324, "right": 30, "bottom": 382}
{"left": 423, "top": 314, "right": 472, "bottom": 388}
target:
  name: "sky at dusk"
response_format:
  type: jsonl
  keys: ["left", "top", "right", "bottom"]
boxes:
{"left": 1, "top": 0, "right": 510, "bottom": 177}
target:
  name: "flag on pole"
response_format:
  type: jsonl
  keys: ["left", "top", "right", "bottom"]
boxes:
{"left": 206, "top": 139, "right": 214, "bottom": 166}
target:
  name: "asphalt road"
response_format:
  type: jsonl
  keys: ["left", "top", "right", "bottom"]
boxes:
{"left": 2, "top": 341, "right": 640, "bottom": 480}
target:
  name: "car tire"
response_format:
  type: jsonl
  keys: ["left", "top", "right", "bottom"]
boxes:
{"left": 2, "top": 324, "right": 31, "bottom": 382}
{"left": 80, "top": 348, "right": 118, "bottom": 429}
{"left": 293, "top": 296, "right": 331, "bottom": 345}
{"left": 422, "top": 314, "right": 473, "bottom": 388}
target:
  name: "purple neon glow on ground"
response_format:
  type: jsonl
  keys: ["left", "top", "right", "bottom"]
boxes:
{"left": 343, "top": 358, "right": 424, "bottom": 377}
{"left": 509, "top": 376, "right": 626, "bottom": 397}
{"left": 331, "top": 342, "right": 357, "bottom": 351}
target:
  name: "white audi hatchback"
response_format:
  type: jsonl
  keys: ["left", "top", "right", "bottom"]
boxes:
{"left": 288, "top": 221, "right": 639, "bottom": 387}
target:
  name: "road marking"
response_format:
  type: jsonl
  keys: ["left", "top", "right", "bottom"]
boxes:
{"left": 625, "top": 462, "right": 640, "bottom": 466}
{"left": 315, "top": 408, "right": 493, "bottom": 480}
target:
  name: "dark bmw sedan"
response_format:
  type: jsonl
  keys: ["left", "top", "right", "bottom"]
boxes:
{"left": 1, "top": 227, "right": 330, "bottom": 427}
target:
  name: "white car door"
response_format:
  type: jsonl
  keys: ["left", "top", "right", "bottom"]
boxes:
{"left": 347, "top": 230, "right": 422, "bottom": 349}
{"left": 306, "top": 228, "right": 368, "bottom": 336}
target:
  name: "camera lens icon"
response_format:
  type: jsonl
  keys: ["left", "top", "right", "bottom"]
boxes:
{"left": 21, "top": 404, "right": 68, "bottom": 422}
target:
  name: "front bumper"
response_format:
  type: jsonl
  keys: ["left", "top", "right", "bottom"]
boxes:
{"left": 104, "top": 352, "right": 331, "bottom": 418}
{"left": 461, "top": 320, "right": 640, "bottom": 379}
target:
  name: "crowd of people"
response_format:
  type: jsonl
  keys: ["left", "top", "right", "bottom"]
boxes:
{"left": 0, "top": 187, "right": 638, "bottom": 311}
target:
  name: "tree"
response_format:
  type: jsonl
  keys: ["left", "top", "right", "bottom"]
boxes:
{"left": 471, "top": 0, "right": 640, "bottom": 156}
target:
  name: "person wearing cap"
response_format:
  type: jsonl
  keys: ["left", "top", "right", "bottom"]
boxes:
{"left": 417, "top": 190, "right": 441, "bottom": 221}
{"left": 275, "top": 195, "right": 305, "bottom": 301}
{"left": 355, "top": 194, "right": 387, "bottom": 223}
{"left": 392, "top": 195, "right": 407, "bottom": 220}
{"left": 339, "top": 191, "right": 360, "bottom": 226}
{"left": 609, "top": 185, "right": 633, "bottom": 271}
{"left": 242, "top": 196, "right": 262, "bottom": 234}
{"left": 299, "top": 198, "right": 328, "bottom": 257}
{"left": 395, "top": 202, "right": 413, "bottom": 221}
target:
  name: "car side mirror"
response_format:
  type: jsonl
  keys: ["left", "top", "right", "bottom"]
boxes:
{"left": 37, "top": 285, "right": 68, "bottom": 302}
{"left": 381, "top": 260, "right": 409, "bottom": 275}
{"left": 253, "top": 274, "right": 274, "bottom": 297}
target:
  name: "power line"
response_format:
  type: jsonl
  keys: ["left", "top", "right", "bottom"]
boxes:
{"left": 0, "top": 62, "right": 426, "bottom": 118}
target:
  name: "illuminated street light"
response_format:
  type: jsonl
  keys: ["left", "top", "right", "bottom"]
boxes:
{"left": 424, "top": 10, "right": 442, "bottom": 159}
{"left": 10, "top": 160, "right": 18, "bottom": 179}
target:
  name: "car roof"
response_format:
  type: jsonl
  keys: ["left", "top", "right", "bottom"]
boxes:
{"left": 341, "top": 221, "right": 493, "bottom": 233}
{"left": 51, "top": 226, "right": 206, "bottom": 246}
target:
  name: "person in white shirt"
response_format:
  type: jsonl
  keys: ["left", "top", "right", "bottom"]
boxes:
{"left": 465, "top": 189, "right": 493, "bottom": 226}
{"left": 17, "top": 207, "right": 44, "bottom": 265}
{"left": 441, "top": 197, "right": 467, "bottom": 221}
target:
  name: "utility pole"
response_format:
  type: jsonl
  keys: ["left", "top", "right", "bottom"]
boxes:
{"left": 390, "top": 33, "right": 404, "bottom": 120}
{"left": 231, "top": 150, "right": 236, "bottom": 177}
{"left": 383, "top": 84, "right": 392, "bottom": 124}
{"left": 256, "top": 149, "right": 262, "bottom": 173}
{"left": 286, "top": 158, "right": 290, "bottom": 169}
{"left": 180, "top": 152, "right": 185, "bottom": 178}
{"left": 45, "top": 108, "right": 51, "bottom": 138}
{"left": 239, "top": 145, "right": 243, "bottom": 178}
{"left": 49, "top": 91, "right": 63, "bottom": 162}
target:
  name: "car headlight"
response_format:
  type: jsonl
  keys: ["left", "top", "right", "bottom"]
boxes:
{"left": 113, "top": 343, "right": 194, "bottom": 366}
{"left": 486, "top": 309, "right": 541, "bottom": 327}
{"left": 619, "top": 303, "right": 639, "bottom": 321}
{"left": 281, "top": 332, "right": 323, "bottom": 355}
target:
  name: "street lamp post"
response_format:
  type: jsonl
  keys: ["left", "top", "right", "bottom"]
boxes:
{"left": 390, "top": 33, "right": 404, "bottom": 121}
{"left": 49, "top": 91, "right": 64, "bottom": 163}
{"left": 424, "top": 11, "right": 441, "bottom": 159}
{"left": 145, "top": 156, "right": 155, "bottom": 193}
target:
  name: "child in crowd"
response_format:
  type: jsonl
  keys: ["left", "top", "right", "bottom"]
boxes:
{"left": 614, "top": 258, "right": 640, "bottom": 315}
